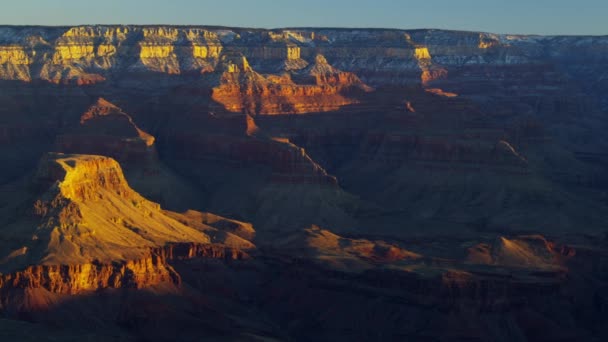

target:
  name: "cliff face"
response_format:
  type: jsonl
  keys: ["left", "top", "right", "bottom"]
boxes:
{"left": 2, "top": 26, "right": 605, "bottom": 110}
{"left": 0, "top": 25, "right": 605, "bottom": 233}
{"left": 1, "top": 25, "right": 608, "bottom": 340}
{"left": 0, "top": 243, "right": 247, "bottom": 297}
{"left": 0, "top": 26, "right": 529, "bottom": 82}
{"left": 0, "top": 153, "right": 254, "bottom": 298}
{"left": 209, "top": 52, "right": 371, "bottom": 115}
{"left": 7, "top": 153, "right": 205, "bottom": 267}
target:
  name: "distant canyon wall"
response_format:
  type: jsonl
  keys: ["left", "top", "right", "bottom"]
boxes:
{"left": 0, "top": 26, "right": 604, "bottom": 87}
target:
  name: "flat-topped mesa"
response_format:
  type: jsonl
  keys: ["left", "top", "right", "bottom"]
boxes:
{"left": 34, "top": 153, "right": 133, "bottom": 201}
{"left": 0, "top": 153, "right": 253, "bottom": 297}
{"left": 30, "top": 153, "right": 255, "bottom": 253}
{"left": 57, "top": 98, "right": 155, "bottom": 162}
{"left": 24, "top": 154, "right": 212, "bottom": 264}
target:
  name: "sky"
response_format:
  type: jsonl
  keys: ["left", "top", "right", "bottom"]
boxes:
{"left": 0, "top": 0, "right": 606, "bottom": 35}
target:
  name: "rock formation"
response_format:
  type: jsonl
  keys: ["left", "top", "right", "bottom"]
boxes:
{"left": 209, "top": 52, "right": 371, "bottom": 115}
{"left": 0, "top": 25, "right": 608, "bottom": 341}
{"left": 275, "top": 225, "right": 421, "bottom": 270}
{"left": 57, "top": 98, "right": 155, "bottom": 162}
{"left": 0, "top": 153, "right": 253, "bottom": 297}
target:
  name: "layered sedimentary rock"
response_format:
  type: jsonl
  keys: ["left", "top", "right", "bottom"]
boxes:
{"left": 0, "top": 25, "right": 604, "bottom": 88}
{"left": 0, "top": 243, "right": 247, "bottom": 296}
{"left": 0, "top": 25, "right": 605, "bottom": 121}
{"left": 7, "top": 153, "right": 207, "bottom": 266}
{"left": 0, "top": 45, "right": 30, "bottom": 81}
{"left": 1, "top": 25, "right": 608, "bottom": 340}
{"left": 0, "top": 153, "right": 253, "bottom": 296}
{"left": 209, "top": 52, "right": 371, "bottom": 115}
{"left": 136, "top": 27, "right": 223, "bottom": 74}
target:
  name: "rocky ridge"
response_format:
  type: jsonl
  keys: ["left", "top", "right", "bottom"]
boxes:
{"left": 1, "top": 26, "right": 605, "bottom": 108}
{"left": 0, "top": 25, "right": 608, "bottom": 340}
{"left": 0, "top": 153, "right": 253, "bottom": 298}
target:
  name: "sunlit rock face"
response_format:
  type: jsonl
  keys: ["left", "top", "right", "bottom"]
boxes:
{"left": 0, "top": 25, "right": 601, "bottom": 83}
{"left": 135, "top": 27, "right": 223, "bottom": 74}
{"left": 0, "top": 45, "right": 31, "bottom": 81}
{"left": 0, "top": 25, "right": 606, "bottom": 111}
{"left": 0, "top": 152, "right": 253, "bottom": 296}
{"left": 1, "top": 25, "right": 608, "bottom": 341}
{"left": 209, "top": 52, "right": 371, "bottom": 115}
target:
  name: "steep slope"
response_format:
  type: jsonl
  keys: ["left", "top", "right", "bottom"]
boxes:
{"left": 54, "top": 98, "right": 206, "bottom": 211}
{"left": 57, "top": 97, "right": 155, "bottom": 162}
{"left": 2, "top": 153, "right": 199, "bottom": 269}
{"left": 1, "top": 25, "right": 608, "bottom": 340}
{"left": 210, "top": 52, "right": 371, "bottom": 115}
{"left": 1, "top": 25, "right": 604, "bottom": 235}
{"left": 0, "top": 153, "right": 252, "bottom": 276}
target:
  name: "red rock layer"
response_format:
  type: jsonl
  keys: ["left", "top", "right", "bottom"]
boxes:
{"left": 210, "top": 53, "right": 371, "bottom": 115}
{"left": 0, "top": 243, "right": 247, "bottom": 295}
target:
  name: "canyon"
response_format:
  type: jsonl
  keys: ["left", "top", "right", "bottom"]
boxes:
{"left": 0, "top": 25, "right": 607, "bottom": 341}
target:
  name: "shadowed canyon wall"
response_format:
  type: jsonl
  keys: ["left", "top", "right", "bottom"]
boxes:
{"left": 1, "top": 25, "right": 608, "bottom": 341}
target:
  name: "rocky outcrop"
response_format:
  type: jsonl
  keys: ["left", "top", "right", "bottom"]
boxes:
{"left": 0, "top": 152, "right": 254, "bottom": 313}
{"left": 209, "top": 52, "right": 370, "bottom": 115}
{"left": 0, "top": 25, "right": 605, "bottom": 87}
{"left": 56, "top": 98, "right": 156, "bottom": 162}
{"left": 0, "top": 153, "right": 255, "bottom": 272}
{"left": 0, "top": 251, "right": 178, "bottom": 295}
{"left": 2, "top": 25, "right": 608, "bottom": 341}
{"left": 136, "top": 27, "right": 223, "bottom": 74}
{"left": 0, "top": 25, "right": 605, "bottom": 121}
{"left": 0, "top": 242, "right": 246, "bottom": 301}
{"left": 0, "top": 45, "right": 30, "bottom": 81}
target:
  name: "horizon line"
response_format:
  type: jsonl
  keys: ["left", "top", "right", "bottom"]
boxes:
{"left": 0, "top": 24, "right": 606, "bottom": 37}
